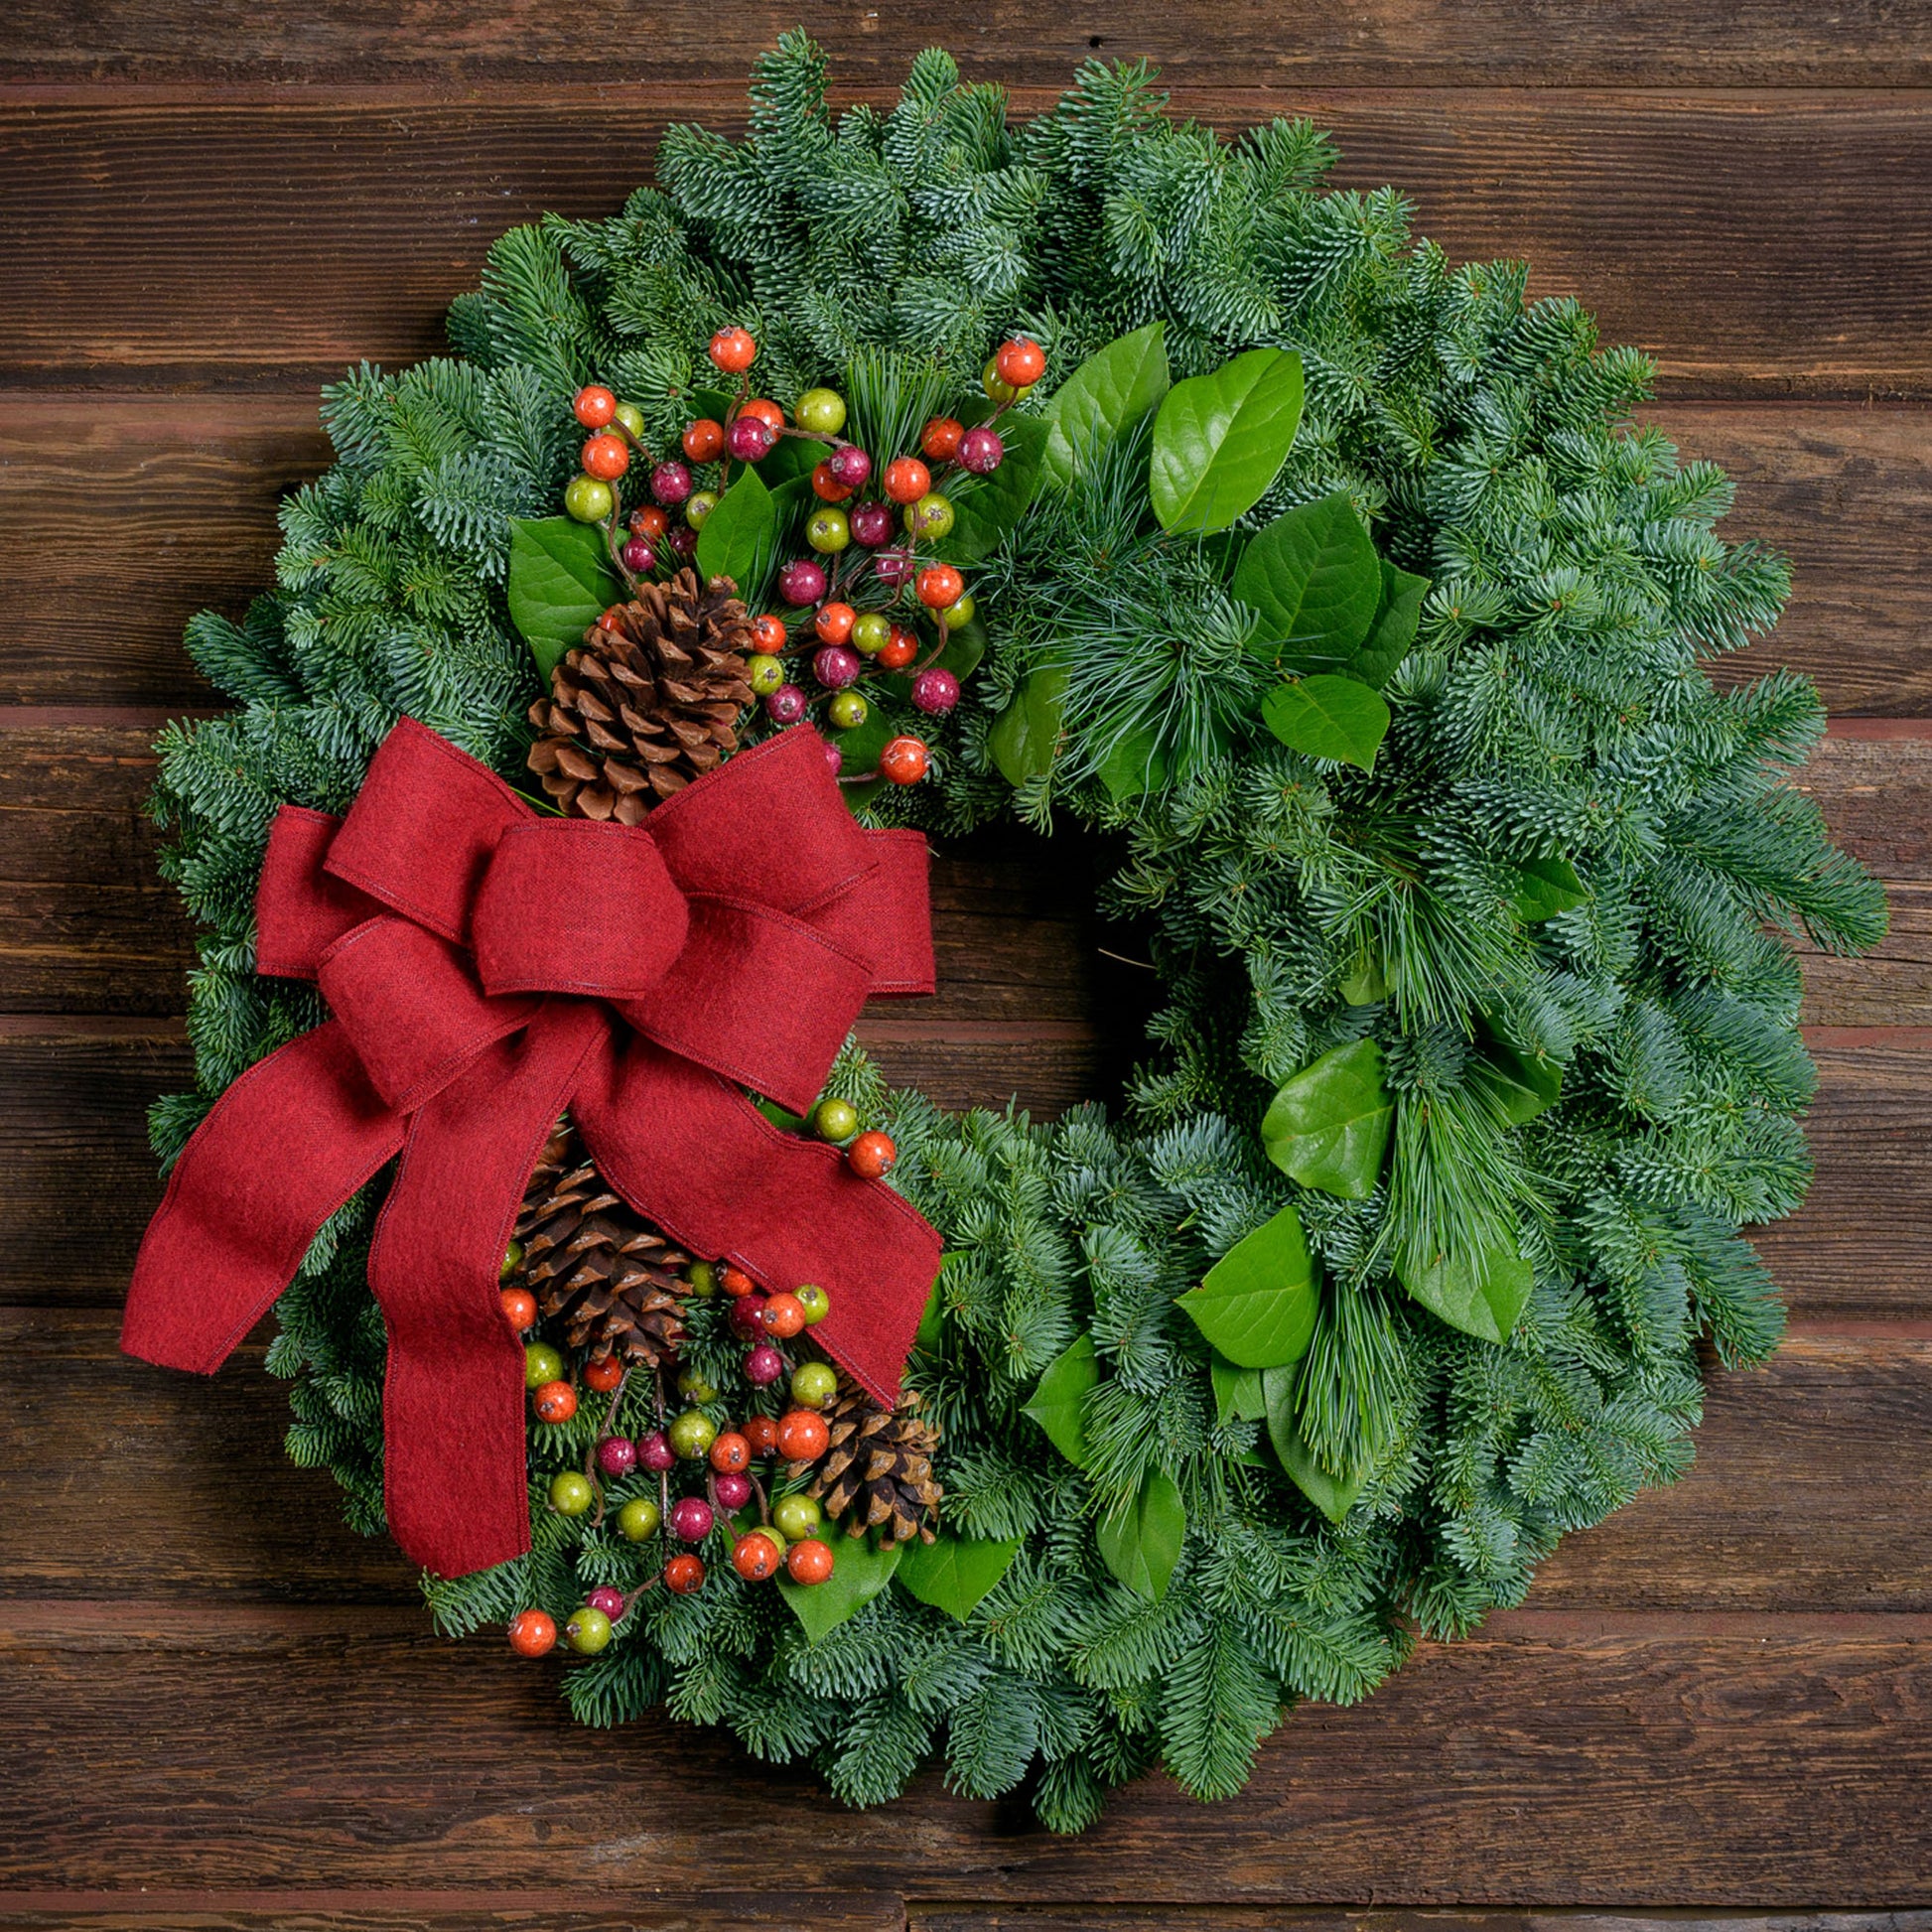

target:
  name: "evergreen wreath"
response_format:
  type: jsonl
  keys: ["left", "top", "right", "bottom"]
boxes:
{"left": 143, "top": 36, "right": 1886, "bottom": 1829}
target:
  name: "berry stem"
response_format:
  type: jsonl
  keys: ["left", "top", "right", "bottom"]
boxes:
{"left": 746, "top": 1468, "right": 773, "bottom": 1528}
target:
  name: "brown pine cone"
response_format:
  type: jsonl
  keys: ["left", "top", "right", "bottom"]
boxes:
{"left": 510, "top": 1119, "right": 688, "bottom": 1367}
{"left": 793, "top": 1375, "right": 942, "bottom": 1546}
{"left": 526, "top": 567, "right": 756, "bottom": 823}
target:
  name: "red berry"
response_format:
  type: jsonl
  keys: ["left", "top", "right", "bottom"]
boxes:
{"left": 849, "top": 501, "right": 894, "bottom": 548}
{"left": 669, "top": 1495, "right": 714, "bottom": 1542}
{"left": 786, "top": 1538, "right": 835, "bottom": 1586}
{"left": 621, "top": 536, "right": 656, "bottom": 573}
{"left": 499, "top": 1287, "right": 537, "bottom": 1333}
{"left": 765, "top": 684, "right": 807, "bottom": 725}
{"left": 639, "top": 1430, "right": 676, "bottom": 1473}
{"left": 877, "top": 624, "right": 919, "bottom": 671}
{"left": 874, "top": 548, "right": 915, "bottom": 588}
{"left": 760, "top": 1293, "right": 807, "bottom": 1339}
{"left": 533, "top": 1380, "right": 577, "bottom": 1425}
{"left": 682, "top": 417, "right": 726, "bottom": 462}
{"left": 884, "top": 457, "right": 931, "bottom": 505}
{"left": 630, "top": 505, "right": 668, "bottom": 538}
{"left": 753, "top": 614, "right": 787, "bottom": 652}
{"left": 709, "top": 327, "right": 757, "bottom": 373}
{"left": 812, "top": 460, "right": 854, "bottom": 503}
{"left": 828, "top": 444, "right": 872, "bottom": 488}
{"left": 813, "top": 644, "right": 861, "bottom": 690}
{"left": 997, "top": 338, "right": 1045, "bottom": 387}
{"left": 651, "top": 460, "right": 693, "bottom": 506}
{"left": 581, "top": 433, "right": 630, "bottom": 482}
{"left": 710, "top": 1431, "right": 752, "bottom": 1475}
{"left": 597, "top": 1434, "right": 637, "bottom": 1476}
{"left": 664, "top": 1553, "right": 707, "bottom": 1593}
{"left": 917, "top": 564, "right": 965, "bottom": 610}
{"left": 719, "top": 1265, "right": 757, "bottom": 1298}
{"left": 815, "top": 602, "right": 856, "bottom": 646}
{"left": 734, "top": 1532, "right": 783, "bottom": 1583}
{"left": 911, "top": 667, "right": 960, "bottom": 716}
{"left": 777, "top": 558, "right": 828, "bottom": 607}
{"left": 746, "top": 1343, "right": 785, "bottom": 1385}
{"left": 573, "top": 386, "right": 617, "bottom": 429}
{"left": 921, "top": 416, "right": 965, "bottom": 462}
{"left": 508, "top": 1608, "right": 558, "bottom": 1656}
{"left": 667, "top": 524, "right": 698, "bottom": 560}
{"left": 714, "top": 1470, "right": 753, "bottom": 1509}
{"left": 586, "top": 1585, "right": 625, "bottom": 1617}
{"left": 743, "top": 1414, "right": 781, "bottom": 1457}
{"left": 583, "top": 1353, "right": 624, "bottom": 1393}
{"left": 958, "top": 426, "right": 1005, "bottom": 475}
{"left": 727, "top": 414, "right": 773, "bottom": 462}
{"left": 742, "top": 397, "right": 784, "bottom": 434}
{"left": 848, "top": 1130, "right": 897, "bottom": 1179}
{"left": 880, "top": 736, "right": 930, "bottom": 786}
{"left": 731, "top": 1294, "right": 769, "bottom": 1338}
{"left": 778, "top": 1409, "right": 831, "bottom": 1462}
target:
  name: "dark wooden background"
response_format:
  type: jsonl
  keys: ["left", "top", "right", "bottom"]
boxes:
{"left": 2, "top": 5, "right": 1928, "bottom": 1926}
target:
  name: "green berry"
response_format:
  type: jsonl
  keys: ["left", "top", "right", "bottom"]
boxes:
{"left": 748, "top": 653, "right": 785, "bottom": 696}
{"left": 549, "top": 1471, "right": 595, "bottom": 1517}
{"left": 523, "top": 1341, "right": 565, "bottom": 1390}
{"left": 773, "top": 1492, "right": 822, "bottom": 1542}
{"left": 795, "top": 387, "right": 848, "bottom": 435}
{"left": 617, "top": 1496, "right": 662, "bottom": 1542}
{"left": 564, "top": 474, "right": 614, "bottom": 523}
{"left": 806, "top": 505, "right": 851, "bottom": 554}
{"left": 677, "top": 1368, "right": 719, "bottom": 1405}
{"left": 903, "top": 491, "right": 954, "bottom": 540}
{"left": 686, "top": 1260, "right": 718, "bottom": 1298}
{"left": 794, "top": 1284, "right": 830, "bottom": 1325}
{"left": 685, "top": 488, "right": 719, "bottom": 529}
{"left": 813, "top": 1097, "right": 860, "bottom": 1143}
{"left": 614, "top": 401, "right": 646, "bottom": 440}
{"left": 982, "top": 356, "right": 1019, "bottom": 404}
{"left": 828, "top": 689, "right": 869, "bottom": 731}
{"left": 851, "top": 613, "right": 892, "bottom": 656}
{"left": 790, "top": 1361, "right": 839, "bottom": 1410}
{"left": 565, "top": 1604, "right": 613, "bottom": 1654}
{"left": 499, "top": 1240, "right": 524, "bottom": 1282}
{"left": 668, "top": 1409, "right": 718, "bottom": 1459}
{"left": 942, "top": 592, "right": 976, "bottom": 628}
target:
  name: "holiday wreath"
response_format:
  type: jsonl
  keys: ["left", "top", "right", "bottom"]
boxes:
{"left": 124, "top": 38, "right": 1886, "bottom": 1828}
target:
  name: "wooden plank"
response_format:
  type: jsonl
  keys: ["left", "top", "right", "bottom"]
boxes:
{"left": 9, "top": 1311, "right": 1927, "bottom": 1609}
{"left": 907, "top": 1917, "right": 1932, "bottom": 1932}
{"left": 3, "top": 3, "right": 1929, "bottom": 88}
{"left": 0, "top": 1607, "right": 1925, "bottom": 1898}
{"left": 0, "top": 95, "right": 1927, "bottom": 396}
{"left": 0, "top": 1902, "right": 905, "bottom": 1932}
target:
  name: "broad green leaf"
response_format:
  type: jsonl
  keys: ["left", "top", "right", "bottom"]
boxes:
{"left": 880, "top": 616, "right": 987, "bottom": 704}
{"left": 695, "top": 465, "right": 777, "bottom": 603}
{"left": 1261, "top": 1036, "right": 1394, "bottom": 1200}
{"left": 940, "top": 411, "right": 1047, "bottom": 565}
{"left": 1263, "top": 1365, "right": 1364, "bottom": 1523}
{"left": 826, "top": 703, "right": 893, "bottom": 816}
{"left": 895, "top": 1533, "right": 1023, "bottom": 1620}
{"left": 1513, "top": 853, "right": 1588, "bottom": 923}
{"left": 1471, "top": 1035, "right": 1564, "bottom": 1126}
{"left": 1040, "top": 323, "right": 1170, "bottom": 488}
{"left": 1094, "top": 718, "right": 1170, "bottom": 800}
{"left": 1211, "top": 1355, "right": 1268, "bottom": 1425}
{"left": 1261, "top": 674, "right": 1391, "bottom": 770}
{"left": 507, "top": 517, "right": 620, "bottom": 679}
{"left": 1398, "top": 1239, "right": 1535, "bottom": 1344}
{"left": 1150, "top": 347, "right": 1305, "bottom": 533}
{"left": 1349, "top": 558, "right": 1430, "bottom": 689}
{"left": 1177, "top": 1204, "right": 1318, "bottom": 1369}
{"left": 1233, "top": 492, "right": 1381, "bottom": 670}
{"left": 1022, "top": 1332, "right": 1098, "bottom": 1469}
{"left": 751, "top": 1094, "right": 807, "bottom": 1133}
{"left": 776, "top": 1533, "right": 901, "bottom": 1643}
{"left": 989, "top": 666, "right": 1068, "bottom": 786}
{"left": 1339, "top": 949, "right": 1388, "bottom": 1007}
{"left": 1096, "top": 1467, "right": 1185, "bottom": 1601}
{"left": 913, "top": 1282, "right": 946, "bottom": 1355}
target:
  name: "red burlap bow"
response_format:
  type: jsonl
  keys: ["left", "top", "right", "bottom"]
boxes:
{"left": 122, "top": 717, "right": 943, "bottom": 1579}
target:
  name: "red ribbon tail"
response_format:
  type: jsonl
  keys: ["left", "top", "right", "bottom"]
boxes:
{"left": 370, "top": 1002, "right": 609, "bottom": 1580}
{"left": 121, "top": 1024, "right": 405, "bottom": 1373}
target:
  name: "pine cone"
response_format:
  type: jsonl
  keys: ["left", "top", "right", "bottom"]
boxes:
{"left": 510, "top": 1119, "right": 688, "bottom": 1367}
{"left": 795, "top": 1376, "right": 943, "bottom": 1546}
{"left": 526, "top": 568, "right": 756, "bottom": 823}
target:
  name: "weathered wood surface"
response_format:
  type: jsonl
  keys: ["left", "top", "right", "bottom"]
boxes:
{"left": 1, "top": 1, "right": 1928, "bottom": 1918}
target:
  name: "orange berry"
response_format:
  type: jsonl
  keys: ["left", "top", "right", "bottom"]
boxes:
{"left": 876, "top": 624, "right": 918, "bottom": 671}
{"left": 812, "top": 460, "right": 854, "bottom": 503}
{"left": 682, "top": 417, "right": 725, "bottom": 462}
{"left": 499, "top": 1287, "right": 537, "bottom": 1333}
{"left": 664, "top": 1553, "right": 707, "bottom": 1593}
{"left": 847, "top": 1130, "right": 897, "bottom": 1180}
{"left": 921, "top": 416, "right": 965, "bottom": 462}
{"left": 573, "top": 385, "right": 617, "bottom": 429}
{"left": 742, "top": 1414, "right": 780, "bottom": 1458}
{"left": 581, "top": 432, "right": 630, "bottom": 481}
{"left": 507, "top": 1608, "right": 558, "bottom": 1656}
{"left": 719, "top": 1265, "right": 757, "bottom": 1298}
{"left": 777, "top": 1408, "right": 831, "bottom": 1462}
{"left": 815, "top": 602, "right": 857, "bottom": 645}
{"left": 880, "top": 736, "right": 930, "bottom": 786}
{"left": 883, "top": 456, "right": 931, "bottom": 505}
{"left": 785, "top": 1538, "right": 835, "bottom": 1586}
{"left": 742, "top": 397, "right": 784, "bottom": 434}
{"left": 733, "top": 1532, "right": 783, "bottom": 1583}
{"left": 533, "top": 1380, "right": 578, "bottom": 1425}
{"left": 709, "top": 326, "right": 757, "bottom": 373}
{"left": 630, "top": 505, "right": 668, "bottom": 538}
{"left": 996, "top": 338, "right": 1046, "bottom": 388}
{"left": 709, "top": 1430, "right": 752, "bottom": 1475}
{"left": 583, "top": 1353, "right": 624, "bottom": 1394}
{"left": 753, "top": 614, "right": 788, "bottom": 651}
{"left": 760, "top": 1292, "right": 807, "bottom": 1339}
{"left": 916, "top": 564, "right": 965, "bottom": 610}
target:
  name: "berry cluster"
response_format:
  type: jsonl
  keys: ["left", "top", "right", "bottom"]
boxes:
{"left": 559, "top": 328, "right": 1046, "bottom": 790}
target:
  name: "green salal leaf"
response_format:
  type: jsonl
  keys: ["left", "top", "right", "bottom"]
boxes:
{"left": 776, "top": 1533, "right": 901, "bottom": 1644}
{"left": 1349, "top": 558, "right": 1430, "bottom": 689}
{"left": 1398, "top": 1240, "right": 1535, "bottom": 1345}
{"left": 1022, "top": 1332, "right": 1098, "bottom": 1469}
{"left": 1263, "top": 1365, "right": 1364, "bottom": 1524}
{"left": 1094, "top": 718, "right": 1170, "bottom": 801}
{"left": 1470, "top": 1033, "right": 1564, "bottom": 1126}
{"left": 1149, "top": 346, "right": 1305, "bottom": 533}
{"left": 1211, "top": 1355, "right": 1268, "bottom": 1425}
{"left": 1095, "top": 1467, "right": 1185, "bottom": 1601}
{"left": 694, "top": 465, "right": 777, "bottom": 605}
{"left": 941, "top": 411, "right": 1047, "bottom": 564}
{"left": 895, "top": 1533, "right": 1023, "bottom": 1621}
{"left": 1261, "top": 1036, "right": 1394, "bottom": 1200}
{"left": 1177, "top": 1203, "right": 1318, "bottom": 1369}
{"left": 1261, "top": 674, "right": 1391, "bottom": 770}
{"left": 1338, "top": 949, "right": 1388, "bottom": 1008}
{"left": 1513, "top": 853, "right": 1588, "bottom": 923}
{"left": 1040, "top": 322, "right": 1170, "bottom": 489}
{"left": 1233, "top": 490, "right": 1382, "bottom": 670}
{"left": 989, "top": 665, "right": 1068, "bottom": 786}
{"left": 913, "top": 1282, "right": 946, "bottom": 1355}
{"left": 507, "top": 517, "right": 620, "bottom": 679}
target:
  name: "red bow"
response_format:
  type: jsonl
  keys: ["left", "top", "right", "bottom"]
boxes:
{"left": 122, "top": 718, "right": 943, "bottom": 1578}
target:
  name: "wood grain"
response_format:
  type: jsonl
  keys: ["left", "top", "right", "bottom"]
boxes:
{"left": 0, "top": 1906, "right": 905, "bottom": 1932}
{"left": 2, "top": 95, "right": 1928, "bottom": 396}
